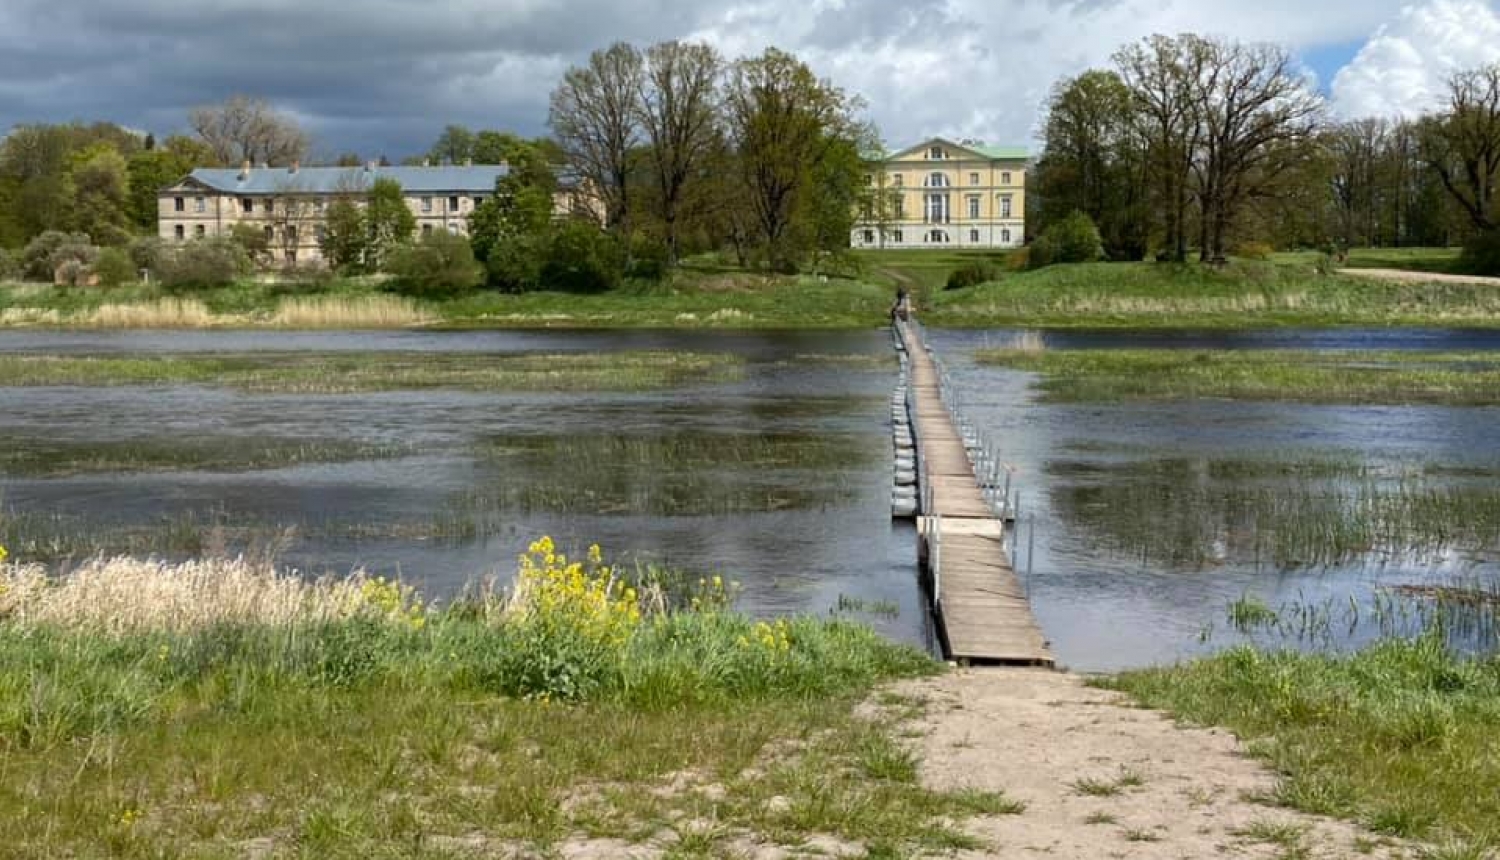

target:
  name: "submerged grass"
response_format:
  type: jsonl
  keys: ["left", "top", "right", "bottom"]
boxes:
{"left": 0, "top": 545, "right": 992, "bottom": 857}
{"left": 1051, "top": 455, "right": 1500, "bottom": 570}
{"left": 1109, "top": 634, "right": 1500, "bottom": 849}
{"left": 0, "top": 436, "right": 409, "bottom": 477}
{"left": 0, "top": 350, "right": 744, "bottom": 393}
{"left": 978, "top": 348, "right": 1500, "bottom": 405}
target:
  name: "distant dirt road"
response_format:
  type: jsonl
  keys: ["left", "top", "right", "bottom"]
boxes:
{"left": 1342, "top": 267, "right": 1500, "bottom": 286}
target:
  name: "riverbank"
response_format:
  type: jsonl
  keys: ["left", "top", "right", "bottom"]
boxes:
{"left": 5, "top": 253, "right": 1500, "bottom": 331}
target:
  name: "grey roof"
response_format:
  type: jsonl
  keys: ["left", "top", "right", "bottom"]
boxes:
{"left": 179, "top": 164, "right": 510, "bottom": 195}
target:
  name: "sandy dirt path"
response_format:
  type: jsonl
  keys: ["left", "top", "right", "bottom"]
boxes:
{"left": 889, "top": 668, "right": 1408, "bottom": 860}
{"left": 1341, "top": 267, "right": 1500, "bottom": 287}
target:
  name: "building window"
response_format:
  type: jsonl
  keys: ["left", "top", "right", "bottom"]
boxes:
{"left": 928, "top": 146, "right": 944, "bottom": 160}
{"left": 174, "top": 197, "right": 185, "bottom": 213}
{"left": 925, "top": 194, "right": 949, "bottom": 224}
{"left": 969, "top": 229, "right": 980, "bottom": 243}
{"left": 264, "top": 226, "right": 274, "bottom": 243}
{"left": 194, "top": 224, "right": 206, "bottom": 237}
{"left": 926, "top": 172, "right": 949, "bottom": 188}
{"left": 1001, "top": 171, "right": 1012, "bottom": 186}
{"left": 242, "top": 198, "right": 253, "bottom": 214}
{"left": 1000, "top": 195, "right": 1013, "bottom": 218}
{"left": 893, "top": 198, "right": 905, "bottom": 219}
{"left": 967, "top": 195, "right": 980, "bottom": 219}
{"left": 287, "top": 225, "right": 298, "bottom": 242}
{"left": 173, "top": 224, "right": 185, "bottom": 241}
{"left": 892, "top": 229, "right": 904, "bottom": 244}
{"left": 473, "top": 196, "right": 485, "bottom": 206}
{"left": 263, "top": 199, "right": 273, "bottom": 213}
{"left": 421, "top": 197, "right": 433, "bottom": 213}
{"left": 970, "top": 172, "right": 980, "bottom": 186}
{"left": 891, "top": 174, "right": 903, "bottom": 187}
{"left": 314, "top": 225, "right": 326, "bottom": 243}
{"left": 315, "top": 198, "right": 326, "bottom": 212}
{"left": 928, "top": 229, "right": 948, "bottom": 244}
{"left": 194, "top": 196, "right": 206, "bottom": 213}
{"left": 421, "top": 224, "right": 433, "bottom": 237}
{"left": 449, "top": 195, "right": 460, "bottom": 211}
{"left": 1002, "top": 228, "right": 1012, "bottom": 243}
{"left": 864, "top": 174, "right": 874, "bottom": 186}
{"left": 286, "top": 250, "right": 297, "bottom": 264}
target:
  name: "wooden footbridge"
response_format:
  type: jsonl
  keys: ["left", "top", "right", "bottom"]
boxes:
{"left": 892, "top": 319, "right": 1054, "bottom": 667}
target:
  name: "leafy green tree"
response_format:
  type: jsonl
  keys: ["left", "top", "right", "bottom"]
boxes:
{"left": 1030, "top": 211, "right": 1106, "bottom": 268}
{"left": 320, "top": 198, "right": 368, "bottom": 272}
{"left": 158, "top": 238, "right": 251, "bottom": 289}
{"left": 94, "top": 247, "right": 137, "bottom": 287}
{"left": 126, "top": 145, "right": 197, "bottom": 231}
{"left": 229, "top": 222, "right": 271, "bottom": 266}
{"left": 540, "top": 221, "right": 624, "bottom": 292}
{"left": 428, "top": 125, "right": 476, "bottom": 164}
{"left": 723, "top": 48, "right": 867, "bottom": 271}
{"left": 66, "top": 144, "right": 133, "bottom": 246}
{"left": 365, "top": 178, "right": 416, "bottom": 270}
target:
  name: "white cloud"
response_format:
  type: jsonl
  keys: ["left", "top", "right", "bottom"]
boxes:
{"left": 1331, "top": 0, "right": 1500, "bottom": 119}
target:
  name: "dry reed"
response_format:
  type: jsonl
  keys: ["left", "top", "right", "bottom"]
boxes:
{"left": 267, "top": 295, "right": 433, "bottom": 328}
{"left": 0, "top": 556, "right": 392, "bottom": 634}
{"left": 83, "top": 299, "right": 220, "bottom": 329}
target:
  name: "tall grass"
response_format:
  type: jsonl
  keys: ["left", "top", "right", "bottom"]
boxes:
{"left": 267, "top": 294, "right": 433, "bottom": 328}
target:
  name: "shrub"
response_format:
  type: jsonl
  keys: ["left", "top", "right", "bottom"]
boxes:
{"left": 127, "top": 237, "right": 166, "bottom": 276}
{"left": 0, "top": 248, "right": 19, "bottom": 281}
{"left": 157, "top": 238, "right": 251, "bottom": 289}
{"left": 1460, "top": 228, "right": 1500, "bottom": 276}
{"left": 625, "top": 239, "right": 670, "bottom": 281}
{"left": 94, "top": 247, "right": 137, "bottom": 287}
{"left": 229, "top": 222, "right": 270, "bottom": 267}
{"left": 540, "top": 221, "right": 624, "bottom": 293}
{"left": 485, "top": 232, "right": 547, "bottom": 292}
{"left": 1029, "top": 211, "right": 1104, "bottom": 269}
{"left": 21, "top": 231, "right": 90, "bottom": 280}
{"left": 945, "top": 262, "right": 999, "bottom": 290}
{"left": 385, "top": 229, "right": 483, "bottom": 297}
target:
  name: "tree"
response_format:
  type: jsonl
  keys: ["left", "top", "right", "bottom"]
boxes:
{"left": 1034, "top": 69, "right": 1149, "bottom": 259}
{"left": 188, "top": 95, "right": 310, "bottom": 167}
{"left": 320, "top": 199, "right": 368, "bottom": 272}
{"left": 65, "top": 144, "right": 133, "bottom": 246}
{"left": 428, "top": 125, "right": 476, "bottom": 165}
{"left": 1421, "top": 64, "right": 1500, "bottom": 233}
{"left": 365, "top": 177, "right": 416, "bottom": 269}
{"left": 127, "top": 148, "right": 193, "bottom": 232}
{"left": 639, "top": 41, "right": 723, "bottom": 265}
{"left": 549, "top": 43, "right": 645, "bottom": 237}
{"left": 1191, "top": 38, "right": 1323, "bottom": 262}
{"left": 723, "top": 48, "right": 866, "bottom": 271}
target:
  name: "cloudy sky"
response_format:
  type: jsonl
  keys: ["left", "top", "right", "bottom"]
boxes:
{"left": 2, "top": 0, "right": 1499, "bottom": 160}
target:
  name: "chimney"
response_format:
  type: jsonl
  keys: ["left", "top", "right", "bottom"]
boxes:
{"left": 239, "top": 160, "right": 251, "bottom": 180}
{"left": 289, "top": 161, "right": 299, "bottom": 175}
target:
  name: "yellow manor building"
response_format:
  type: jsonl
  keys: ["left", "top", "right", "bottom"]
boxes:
{"left": 853, "top": 137, "right": 1027, "bottom": 250}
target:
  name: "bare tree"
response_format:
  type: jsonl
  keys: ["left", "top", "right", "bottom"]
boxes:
{"left": 189, "top": 95, "right": 310, "bottom": 167}
{"left": 266, "top": 178, "right": 316, "bottom": 268}
{"left": 1191, "top": 38, "right": 1323, "bottom": 261}
{"left": 1329, "top": 118, "right": 1389, "bottom": 247}
{"left": 549, "top": 43, "right": 645, "bottom": 238}
{"left": 639, "top": 41, "right": 723, "bottom": 265}
{"left": 1421, "top": 64, "right": 1500, "bottom": 232}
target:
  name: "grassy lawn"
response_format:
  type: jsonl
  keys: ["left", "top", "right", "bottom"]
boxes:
{"left": 853, "top": 248, "right": 1018, "bottom": 298}
{"left": 1110, "top": 636, "right": 1500, "bottom": 852}
{"left": 928, "top": 258, "right": 1500, "bottom": 328}
{"left": 975, "top": 348, "right": 1500, "bottom": 405}
{"left": 0, "top": 545, "right": 1033, "bottom": 858}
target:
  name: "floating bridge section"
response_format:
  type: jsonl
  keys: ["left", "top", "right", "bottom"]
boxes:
{"left": 891, "top": 320, "right": 1054, "bottom": 667}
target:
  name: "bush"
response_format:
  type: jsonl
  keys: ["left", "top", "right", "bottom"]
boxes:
{"left": 94, "top": 247, "right": 137, "bottom": 287}
{"left": 625, "top": 239, "right": 670, "bottom": 281}
{"left": 1029, "top": 211, "right": 1105, "bottom": 269}
{"left": 539, "top": 221, "right": 624, "bottom": 293}
{"left": 158, "top": 238, "right": 251, "bottom": 289}
{"left": 21, "top": 231, "right": 94, "bottom": 281}
{"left": 945, "top": 262, "right": 999, "bottom": 290}
{"left": 1460, "top": 229, "right": 1500, "bottom": 276}
{"left": 127, "top": 237, "right": 166, "bottom": 276}
{"left": 229, "top": 223, "right": 270, "bottom": 267}
{"left": 385, "top": 229, "right": 483, "bottom": 297}
{"left": 0, "top": 248, "right": 18, "bottom": 281}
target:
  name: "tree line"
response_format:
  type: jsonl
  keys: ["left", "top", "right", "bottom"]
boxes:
{"left": 1033, "top": 33, "right": 1500, "bottom": 273}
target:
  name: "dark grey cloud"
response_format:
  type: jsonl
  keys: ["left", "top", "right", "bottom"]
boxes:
{"left": 0, "top": 0, "right": 733, "bottom": 159}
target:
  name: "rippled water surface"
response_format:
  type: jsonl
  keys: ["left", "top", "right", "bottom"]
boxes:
{"left": 0, "top": 329, "right": 933, "bottom": 649}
